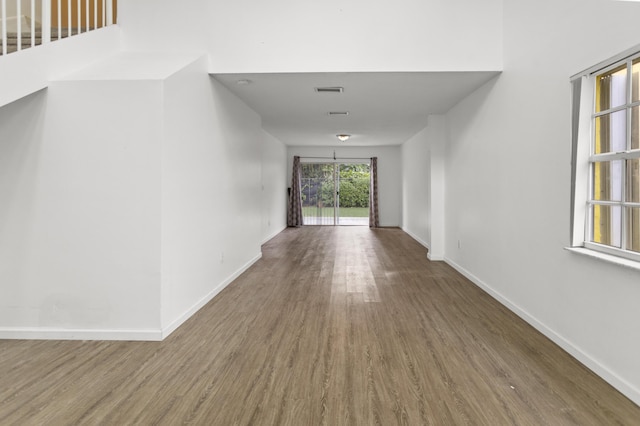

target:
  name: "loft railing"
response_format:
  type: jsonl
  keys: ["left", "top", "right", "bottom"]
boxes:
{"left": 1, "top": 0, "right": 117, "bottom": 56}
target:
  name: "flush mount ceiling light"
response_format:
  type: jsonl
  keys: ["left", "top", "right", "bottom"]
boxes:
{"left": 328, "top": 111, "right": 349, "bottom": 116}
{"left": 336, "top": 134, "right": 351, "bottom": 142}
{"left": 236, "top": 79, "right": 252, "bottom": 85}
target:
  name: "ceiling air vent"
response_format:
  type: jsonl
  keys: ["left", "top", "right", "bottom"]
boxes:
{"left": 328, "top": 111, "right": 349, "bottom": 116}
{"left": 315, "top": 87, "right": 344, "bottom": 93}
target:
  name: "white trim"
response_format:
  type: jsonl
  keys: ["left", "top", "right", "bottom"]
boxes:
{"left": 0, "top": 252, "right": 264, "bottom": 342}
{"left": 0, "top": 327, "right": 162, "bottom": 341}
{"left": 401, "top": 227, "right": 429, "bottom": 250}
{"left": 584, "top": 241, "right": 640, "bottom": 262}
{"left": 588, "top": 200, "right": 640, "bottom": 208}
{"left": 427, "top": 252, "right": 444, "bottom": 261}
{"left": 160, "top": 251, "right": 263, "bottom": 340}
{"left": 590, "top": 150, "right": 640, "bottom": 162}
{"left": 571, "top": 76, "right": 592, "bottom": 247}
{"left": 571, "top": 43, "right": 640, "bottom": 80}
{"left": 261, "top": 225, "right": 287, "bottom": 245}
{"left": 565, "top": 246, "right": 640, "bottom": 271}
{"left": 444, "top": 256, "right": 640, "bottom": 406}
{"left": 400, "top": 227, "right": 445, "bottom": 261}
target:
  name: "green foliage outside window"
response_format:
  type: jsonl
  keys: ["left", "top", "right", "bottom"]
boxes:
{"left": 301, "top": 163, "right": 370, "bottom": 209}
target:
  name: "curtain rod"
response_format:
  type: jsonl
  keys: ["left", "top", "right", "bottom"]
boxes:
{"left": 298, "top": 150, "right": 374, "bottom": 161}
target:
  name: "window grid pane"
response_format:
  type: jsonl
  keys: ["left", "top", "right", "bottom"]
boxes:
{"left": 628, "top": 158, "right": 640, "bottom": 203}
{"left": 586, "top": 54, "right": 640, "bottom": 260}
{"left": 591, "top": 204, "right": 622, "bottom": 248}
{"left": 633, "top": 105, "right": 639, "bottom": 151}
{"left": 595, "top": 64, "right": 627, "bottom": 113}
{"left": 592, "top": 160, "right": 623, "bottom": 201}
{"left": 594, "top": 110, "right": 627, "bottom": 154}
{"left": 633, "top": 58, "right": 640, "bottom": 104}
{"left": 626, "top": 207, "right": 640, "bottom": 253}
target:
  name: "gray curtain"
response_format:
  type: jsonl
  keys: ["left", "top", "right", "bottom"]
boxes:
{"left": 369, "top": 157, "right": 379, "bottom": 228}
{"left": 287, "top": 156, "right": 304, "bottom": 227}
{"left": 570, "top": 77, "right": 582, "bottom": 243}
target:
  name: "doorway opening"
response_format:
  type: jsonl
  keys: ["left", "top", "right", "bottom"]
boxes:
{"left": 300, "top": 163, "right": 370, "bottom": 226}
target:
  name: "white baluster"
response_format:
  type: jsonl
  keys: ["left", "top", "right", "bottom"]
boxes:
{"left": 41, "top": 0, "right": 51, "bottom": 44}
{"left": 1, "top": 0, "right": 6, "bottom": 55}
{"left": 105, "top": 0, "right": 112, "bottom": 26}
{"left": 57, "top": 0, "right": 61, "bottom": 39}
{"left": 30, "top": 0, "right": 35, "bottom": 47}
{"left": 67, "top": 0, "right": 70, "bottom": 36}
{"left": 16, "top": 0, "right": 21, "bottom": 51}
{"left": 76, "top": 0, "right": 80, "bottom": 33}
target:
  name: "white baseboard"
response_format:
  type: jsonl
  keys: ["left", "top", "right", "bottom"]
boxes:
{"left": 401, "top": 227, "right": 430, "bottom": 250}
{"left": 0, "top": 327, "right": 162, "bottom": 341}
{"left": 401, "top": 227, "right": 445, "bottom": 261}
{"left": 444, "top": 256, "right": 640, "bottom": 407}
{"left": 161, "top": 251, "right": 263, "bottom": 339}
{"left": 0, "top": 252, "right": 263, "bottom": 342}
{"left": 427, "top": 252, "right": 445, "bottom": 261}
{"left": 261, "top": 225, "right": 287, "bottom": 245}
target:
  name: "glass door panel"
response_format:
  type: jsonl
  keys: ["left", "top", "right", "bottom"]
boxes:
{"left": 301, "top": 163, "right": 336, "bottom": 225}
{"left": 301, "top": 162, "right": 370, "bottom": 226}
{"left": 337, "top": 164, "right": 370, "bottom": 226}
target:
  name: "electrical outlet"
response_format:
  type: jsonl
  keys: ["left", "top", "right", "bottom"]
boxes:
{"left": 220, "top": 251, "right": 224, "bottom": 263}
{"left": 457, "top": 240, "right": 461, "bottom": 249}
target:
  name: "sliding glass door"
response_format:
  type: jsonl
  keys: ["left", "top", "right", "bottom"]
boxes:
{"left": 300, "top": 163, "right": 370, "bottom": 226}
{"left": 300, "top": 163, "right": 335, "bottom": 225}
{"left": 336, "top": 164, "right": 370, "bottom": 225}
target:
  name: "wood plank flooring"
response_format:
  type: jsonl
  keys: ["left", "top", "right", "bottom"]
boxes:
{"left": 1, "top": 226, "right": 639, "bottom": 425}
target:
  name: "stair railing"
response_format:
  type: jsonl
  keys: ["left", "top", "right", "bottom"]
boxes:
{"left": 1, "top": 0, "right": 116, "bottom": 56}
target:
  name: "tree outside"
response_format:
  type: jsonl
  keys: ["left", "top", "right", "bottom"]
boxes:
{"left": 337, "top": 164, "right": 370, "bottom": 209}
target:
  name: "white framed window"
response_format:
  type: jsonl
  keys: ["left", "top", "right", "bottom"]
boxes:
{"left": 571, "top": 47, "right": 640, "bottom": 264}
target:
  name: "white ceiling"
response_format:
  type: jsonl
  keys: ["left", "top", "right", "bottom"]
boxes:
{"left": 212, "top": 72, "right": 499, "bottom": 147}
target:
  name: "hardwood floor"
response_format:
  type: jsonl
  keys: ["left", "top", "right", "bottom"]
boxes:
{"left": 1, "top": 226, "right": 639, "bottom": 425}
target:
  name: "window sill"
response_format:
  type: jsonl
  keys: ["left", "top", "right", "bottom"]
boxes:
{"left": 565, "top": 246, "right": 640, "bottom": 271}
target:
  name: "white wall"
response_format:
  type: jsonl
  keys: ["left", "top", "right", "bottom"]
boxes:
{"left": 401, "top": 115, "right": 446, "bottom": 259}
{"left": 0, "top": 52, "right": 270, "bottom": 340}
{"left": 429, "top": 116, "right": 446, "bottom": 260}
{"left": 160, "top": 60, "right": 264, "bottom": 334}
{"left": 118, "top": 0, "right": 502, "bottom": 73}
{"left": 261, "top": 130, "right": 288, "bottom": 243}
{"left": 0, "top": 80, "right": 163, "bottom": 339}
{"left": 402, "top": 126, "right": 431, "bottom": 247}
{"left": 444, "top": 0, "right": 640, "bottom": 404}
{"left": 286, "top": 145, "right": 402, "bottom": 227}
